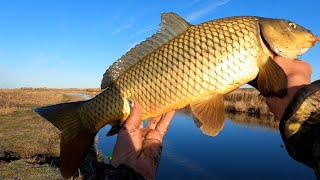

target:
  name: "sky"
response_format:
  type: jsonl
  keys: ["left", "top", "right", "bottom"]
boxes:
{"left": 0, "top": 0, "right": 319, "bottom": 88}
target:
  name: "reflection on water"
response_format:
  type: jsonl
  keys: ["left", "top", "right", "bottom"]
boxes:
{"left": 227, "top": 112, "right": 279, "bottom": 130}
{"left": 97, "top": 109, "right": 315, "bottom": 179}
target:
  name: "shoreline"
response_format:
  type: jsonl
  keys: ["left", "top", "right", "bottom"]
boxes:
{"left": 224, "top": 88, "right": 274, "bottom": 116}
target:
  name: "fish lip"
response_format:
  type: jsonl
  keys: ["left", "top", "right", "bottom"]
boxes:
{"left": 301, "top": 34, "right": 318, "bottom": 48}
{"left": 309, "top": 34, "right": 318, "bottom": 47}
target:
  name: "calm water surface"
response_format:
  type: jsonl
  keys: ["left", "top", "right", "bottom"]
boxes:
{"left": 97, "top": 110, "right": 315, "bottom": 179}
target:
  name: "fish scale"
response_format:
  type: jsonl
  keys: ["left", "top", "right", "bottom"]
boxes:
{"left": 33, "top": 12, "right": 318, "bottom": 178}
{"left": 84, "top": 16, "right": 262, "bottom": 129}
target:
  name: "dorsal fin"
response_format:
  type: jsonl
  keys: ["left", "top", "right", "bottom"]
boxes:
{"left": 101, "top": 12, "right": 191, "bottom": 89}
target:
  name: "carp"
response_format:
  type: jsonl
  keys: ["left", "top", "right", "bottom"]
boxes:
{"left": 34, "top": 12, "right": 318, "bottom": 178}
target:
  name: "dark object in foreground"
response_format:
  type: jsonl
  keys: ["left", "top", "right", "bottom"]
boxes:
{"left": 279, "top": 80, "right": 320, "bottom": 179}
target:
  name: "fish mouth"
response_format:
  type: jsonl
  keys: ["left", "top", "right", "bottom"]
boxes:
{"left": 309, "top": 34, "right": 319, "bottom": 47}
{"left": 300, "top": 34, "right": 319, "bottom": 48}
{"left": 260, "top": 30, "right": 318, "bottom": 57}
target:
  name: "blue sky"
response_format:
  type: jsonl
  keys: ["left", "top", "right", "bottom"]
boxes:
{"left": 0, "top": 0, "right": 319, "bottom": 88}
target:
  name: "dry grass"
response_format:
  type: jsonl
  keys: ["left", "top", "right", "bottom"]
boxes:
{"left": 0, "top": 159, "right": 63, "bottom": 180}
{"left": 0, "top": 88, "right": 101, "bottom": 115}
{"left": 0, "top": 110, "right": 61, "bottom": 158}
{"left": 0, "top": 88, "right": 101, "bottom": 157}
{"left": 224, "top": 88, "right": 274, "bottom": 116}
{"left": 0, "top": 88, "right": 100, "bottom": 179}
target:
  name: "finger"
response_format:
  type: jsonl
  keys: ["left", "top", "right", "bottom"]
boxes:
{"left": 155, "top": 110, "right": 175, "bottom": 134}
{"left": 123, "top": 100, "right": 143, "bottom": 130}
{"left": 146, "top": 115, "right": 162, "bottom": 130}
{"left": 144, "top": 110, "right": 175, "bottom": 142}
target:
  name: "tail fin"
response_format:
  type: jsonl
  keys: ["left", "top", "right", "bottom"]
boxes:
{"left": 33, "top": 101, "right": 96, "bottom": 178}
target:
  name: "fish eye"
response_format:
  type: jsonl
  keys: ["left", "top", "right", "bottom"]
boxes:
{"left": 288, "top": 22, "right": 297, "bottom": 29}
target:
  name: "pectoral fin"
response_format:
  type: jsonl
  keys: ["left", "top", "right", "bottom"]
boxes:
{"left": 190, "top": 94, "right": 226, "bottom": 136}
{"left": 106, "top": 122, "right": 123, "bottom": 136}
{"left": 252, "top": 57, "right": 288, "bottom": 97}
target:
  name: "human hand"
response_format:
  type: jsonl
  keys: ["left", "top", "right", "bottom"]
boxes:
{"left": 111, "top": 101, "right": 175, "bottom": 180}
{"left": 261, "top": 56, "right": 320, "bottom": 180}
{"left": 265, "top": 56, "right": 312, "bottom": 119}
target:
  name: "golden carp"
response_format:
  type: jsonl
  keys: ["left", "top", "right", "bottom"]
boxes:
{"left": 34, "top": 12, "right": 318, "bottom": 178}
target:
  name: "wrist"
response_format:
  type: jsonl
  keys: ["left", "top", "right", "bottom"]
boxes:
{"left": 133, "top": 160, "right": 157, "bottom": 180}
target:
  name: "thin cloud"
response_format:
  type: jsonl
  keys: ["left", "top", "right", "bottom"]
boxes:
{"left": 186, "top": 0, "right": 231, "bottom": 22}
{"left": 109, "top": 12, "right": 135, "bottom": 35}
{"left": 111, "top": 24, "right": 133, "bottom": 35}
{"left": 129, "top": 25, "right": 156, "bottom": 40}
{"left": 189, "top": 0, "right": 201, "bottom": 6}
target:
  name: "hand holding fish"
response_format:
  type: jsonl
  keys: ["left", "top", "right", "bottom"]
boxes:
{"left": 264, "top": 56, "right": 312, "bottom": 119}
{"left": 111, "top": 101, "right": 175, "bottom": 179}
{"left": 263, "top": 56, "right": 320, "bottom": 178}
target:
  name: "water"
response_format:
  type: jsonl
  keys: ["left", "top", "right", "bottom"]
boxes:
{"left": 67, "top": 93, "right": 92, "bottom": 100}
{"left": 97, "top": 110, "right": 315, "bottom": 179}
{"left": 72, "top": 93, "right": 314, "bottom": 179}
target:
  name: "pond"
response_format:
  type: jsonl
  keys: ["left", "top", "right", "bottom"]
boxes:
{"left": 97, "top": 109, "right": 315, "bottom": 179}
